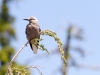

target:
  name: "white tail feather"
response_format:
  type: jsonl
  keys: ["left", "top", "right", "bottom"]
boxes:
{"left": 32, "top": 44, "right": 37, "bottom": 54}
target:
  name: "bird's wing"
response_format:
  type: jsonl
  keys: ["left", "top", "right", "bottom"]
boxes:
{"left": 25, "top": 25, "right": 29, "bottom": 35}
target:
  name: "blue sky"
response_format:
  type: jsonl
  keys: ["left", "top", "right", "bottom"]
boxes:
{"left": 6, "top": 0, "right": 100, "bottom": 75}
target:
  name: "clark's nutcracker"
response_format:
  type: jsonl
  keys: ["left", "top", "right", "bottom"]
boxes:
{"left": 24, "top": 16, "right": 41, "bottom": 54}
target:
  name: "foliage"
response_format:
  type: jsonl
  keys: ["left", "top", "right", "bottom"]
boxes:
{"left": 40, "top": 30, "right": 66, "bottom": 64}
{"left": 0, "top": 0, "right": 24, "bottom": 75}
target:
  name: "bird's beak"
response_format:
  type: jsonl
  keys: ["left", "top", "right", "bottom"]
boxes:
{"left": 23, "top": 18, "right": 29, "bottom": 21}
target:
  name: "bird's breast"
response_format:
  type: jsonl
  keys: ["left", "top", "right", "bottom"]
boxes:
{"left": 26, "top": 25, "right": 39, "bottom": 40}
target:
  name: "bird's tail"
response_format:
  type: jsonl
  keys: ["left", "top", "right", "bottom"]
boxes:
{"left": 32, "top": 44, "right": 37, "bottom": 54}
{"left": 30, "top": 43, "right": 37, "bottom": 54}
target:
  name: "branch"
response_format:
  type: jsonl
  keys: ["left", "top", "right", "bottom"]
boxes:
{"left": 41, "top": 30, "right": 67, "bottom": 64}
{"left": 24, "top": 65, "right": 44, "bottom": 75}
{"left": 7, "top": 41, "right": 29, "bottom": 75}
{"left": 7, "top": 29, "right": 66, "bottom": 75}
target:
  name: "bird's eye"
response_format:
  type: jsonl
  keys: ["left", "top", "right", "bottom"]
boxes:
{"left": 30, "top": 19, "right": 33, "bottom": 20}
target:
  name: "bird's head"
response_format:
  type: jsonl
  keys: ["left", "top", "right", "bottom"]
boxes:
{"left": 24, "top": 16, "right": 38, "bottom": 24}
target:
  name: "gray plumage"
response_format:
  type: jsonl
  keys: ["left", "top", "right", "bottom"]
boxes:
{"left": 24, "top": 16, "right": 41, "bottom": 54}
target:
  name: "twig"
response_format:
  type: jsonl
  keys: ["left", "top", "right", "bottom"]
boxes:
{"left": 7, "top": 41, "right": 29, "bottom": 75}
{"left": 25, "top": 65, "right": 43, "bottom": 75}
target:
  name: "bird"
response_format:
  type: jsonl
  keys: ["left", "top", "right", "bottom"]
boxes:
{"left": 24, "top": 16, "right": 41, "bottom": 54}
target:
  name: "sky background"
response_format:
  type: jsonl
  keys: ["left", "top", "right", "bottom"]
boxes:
{"left": 5, "top": 0, "right": 100, "bottom": 75}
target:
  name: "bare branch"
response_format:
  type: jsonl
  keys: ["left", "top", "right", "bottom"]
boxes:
{"left": 25, "top": 65, "right": 44, "bottom": 75}
{"left": 7, "top": 41, "right": 29, "bottom": 75}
